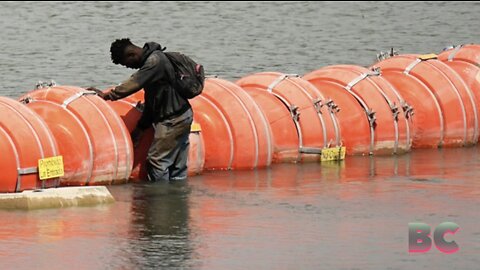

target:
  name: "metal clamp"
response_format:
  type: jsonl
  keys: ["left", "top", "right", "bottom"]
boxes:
{"left": 35, "top": 80, "right": 57, "bottom": 90}
{"left": 62, "top": 90, "right": 98, "bottom": 108}
{"left": 299, "top": 147, "right": 322, "bottom": 154}
{"left": 403, "top": 59, "right": 422, "bottom": 75}
{"left": 376, "top": 48, "right": 399, "bottom": 61}
{"left": 345, "top": 70, "right": 380, "bottom": 91}
{"left": 402, "top": 101, "right": 414, "bottom": 119}
{"left": 390, "top": 103, "right": 400, "bottom": 122}
{"left": 366, "top": 109, "right": 377, "bottom": 128}
{"left": 18, "top": 167, "right": 38, "bottom": 175}
{"left": 313, "top": 98, "right": 323, "bottom": 114}
{"left": 290, "top": 105, "right": 300, "bottom": 122}
{"left": 267, "top": 74, "right": 299, "bottom": 92}
{"left": 19, "top": 97, "right": 34, "bottom": 104}
{"left": 325, "top": 99, "right": 340, "bottom": 114}
{"left": 446, "top": 44, "right": 464, "bottom": 62}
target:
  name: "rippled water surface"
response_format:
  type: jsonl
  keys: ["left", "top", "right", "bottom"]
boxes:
{"left": 1, "top": 2, "right": 480, "bottom": 269}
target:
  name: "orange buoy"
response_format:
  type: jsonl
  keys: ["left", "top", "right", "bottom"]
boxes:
{"left": 21, "top": 100, "right": 93, "bottom": 186}
{"left": 439, "top": 46, "right": 480, "bottom": 141}
{"left": 19, "top": 86, "right": 133, "bottom": 185}
{"left": 107, "top": 95, "right": 204, "bottom": 180}
{"left": 200, "top": 78, "right": 273, "bottom": 169}
{"left": 190, "top": 94, "right": 234, "bottom": 169}
{"left": 304, "top": 65, "right": 411, "bottom": 155}
{"left": 370, "top": 60, "right": 442, "bottom": 148}
{"left": 439, "top": 44, "right": 480, "bottom": 66}
{"left": 302, "top": 74, "right": 370, "bottom": 155}
{"left": 372, "top": 54, "right": 478, "bottom": 147}
{"left": 237, "top": 72, "right": 339, "bottom": 162}
{"left": 235, "top": 86, "right": 300, "bottom": 163}
{"left": 0, "top": 97, "right": 59, "bottom": 192}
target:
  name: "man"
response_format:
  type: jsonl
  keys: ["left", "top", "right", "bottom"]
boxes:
{"left": 88, "top": 38, "right": 193, "bottom": 182}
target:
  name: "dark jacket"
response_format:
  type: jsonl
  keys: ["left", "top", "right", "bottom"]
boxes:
{"left": 108, "top": 42, "right": 191, "bottom": 130}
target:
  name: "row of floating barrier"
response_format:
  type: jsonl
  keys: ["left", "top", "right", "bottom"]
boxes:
{"left": 1, "top": 44, "right": 479, "bottom": 192}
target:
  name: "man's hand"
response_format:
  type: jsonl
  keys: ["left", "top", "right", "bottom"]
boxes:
{"left": 130, "top": 127, "right": 144, "bottom": 148}
{"left": 86, "top": 87, "right": 111, "bottom": 100}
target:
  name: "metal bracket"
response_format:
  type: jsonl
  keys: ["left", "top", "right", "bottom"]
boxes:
{"left": 313, "top": 98, "right": 323, "bottom": 114}
{"left": 35, "top": 80, "right": 57, "bottom": 90}
{"left": 345, "top": 70, "right": 380, "bottom": 91}
{"left": 404, "top": 55, "right": 437, "bottom": 75}
{"left": 447, "top": 44, "right": 464, "bottom": 62}
{"left": 325, "top": 99, "right": 340, "bottom": 114}
{"left": 402, "top": 101, "right": 414, "bottom": 119}
{"left": 18, "top": 167, "right": 38, "bottom": 175}
{"left": 290, "top": 105, "right": 300, "bottom": 122}
{"left": 404, "top": 59, "right": 422, "bottom": 75}
{"left": 390, "top": 103, "right": 400, "bottom": 122}
{"left": 366, "top": 109, "right": 377, "bottom": 128}
{"left": 267, "top": 74, "right": 299, "bottom": 92}
{"left": 299, "top": 147, "right": 323, "bottom": 154}
{"left": 19, "top": 97, "right": 34, "bottom": 104}
{"left": 376, "top": 48, "right": 399, "bottom": 61}
{"left": 62, "top": 90, "right": 97, "bottom": 108}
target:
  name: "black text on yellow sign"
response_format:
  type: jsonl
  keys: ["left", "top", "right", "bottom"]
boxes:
{"left": 38, "top": 156, "right": 64, "bottom": 180}
{"left": 321, "top": 146, "right": 346, "bottom": 162}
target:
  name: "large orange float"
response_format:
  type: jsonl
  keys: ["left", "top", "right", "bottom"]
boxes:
{"left": 0, "top": 97, "right": 59, "bottom": 192}
{"left": 439, "top": 45, "right": 480, "bottom": 140}
{"left": 199, "top": 78, "right": 273, "bottom": 169}
{"left": 372, "top": 54, "right": 478, "bottom": 147}
{"left": 231, "top": 84, "right": 299, "bottom": 163}
{"left": 237, "top": 72, "right": 340, "bottom": 162}
{"left": 439, "top": 44, "right": 480, "bottom": 66}
{"left": 20, "top": 99, "right": 93, "bottom": 186}
{"left": 304, "top": 65, "right": 411, "bottom": 155}
{"left": 19, "top": 86, "right": 133, "bottom": 185}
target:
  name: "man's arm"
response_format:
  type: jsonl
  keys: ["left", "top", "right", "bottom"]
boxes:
{"left": 106, "top": 53, "right": 166, "bottom": 101}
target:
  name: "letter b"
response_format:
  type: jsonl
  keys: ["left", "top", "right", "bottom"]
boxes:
{"left": 409, "top": 222, "right": 432, "bottom": 253}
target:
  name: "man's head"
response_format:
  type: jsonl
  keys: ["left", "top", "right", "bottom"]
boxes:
{"left": 110, "top": 38, "right": 143, "bottom": 69}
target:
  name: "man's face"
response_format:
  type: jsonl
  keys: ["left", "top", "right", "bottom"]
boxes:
{"left": 122, "top": 46, "right": 142, "bottom": 69}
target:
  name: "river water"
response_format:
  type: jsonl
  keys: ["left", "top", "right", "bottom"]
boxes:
{"left": 0, "top": 1, "right": 480, "bottom": 269}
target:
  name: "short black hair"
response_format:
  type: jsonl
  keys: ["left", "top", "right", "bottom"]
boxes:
{"left": 110, "top": 38, "right": 134, "bottom": 65}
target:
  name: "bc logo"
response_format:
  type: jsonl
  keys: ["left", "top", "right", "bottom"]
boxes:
{"left": 408, "top": 222, "right": 459, "bottom": 253}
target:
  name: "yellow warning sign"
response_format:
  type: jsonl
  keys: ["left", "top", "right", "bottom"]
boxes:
{"left": 38, "top": 156, "right": 64, "bottom": 180}
{"left": 321, "top": 146, "right": 346, "bottom": 162}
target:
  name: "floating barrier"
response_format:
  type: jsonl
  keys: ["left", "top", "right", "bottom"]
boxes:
{"left": 0, "top": 97, "right": 59, "bottom": 192}
{"left": 19, "top": 86, "right": 133, "bottom": 185}
{"left": 199, "top": 78, "right": 273, "bottom": 169}
{"left": 2, "top": 44, "right": 480, "bottom": 191}
{"left": 304, "top": 65, "right": 411, "bottom": 155}
{"left": 237, "top": 72, "right": 340, "bottom": 162}
{"left": 373, "top": 54, "right": 478, "bottom": 147}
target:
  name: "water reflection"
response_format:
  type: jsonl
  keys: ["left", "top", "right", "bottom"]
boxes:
{"left": 0, "top": 148, "right": 479, "bottom": 269}
{"left": 127, "top": 181, "right": 196, "bottom": 269}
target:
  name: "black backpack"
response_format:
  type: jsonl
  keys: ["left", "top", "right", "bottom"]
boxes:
{"left": 164, "top": 52, "right": 205, "bottom": 99}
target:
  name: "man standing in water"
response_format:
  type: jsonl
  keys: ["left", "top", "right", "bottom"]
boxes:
{"left": 89, "top": 38, "right": 193, "bottom": 182}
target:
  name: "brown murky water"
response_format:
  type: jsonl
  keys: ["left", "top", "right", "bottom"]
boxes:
{"left": 1, "top": 147, "right": 479, "bottom": 269}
